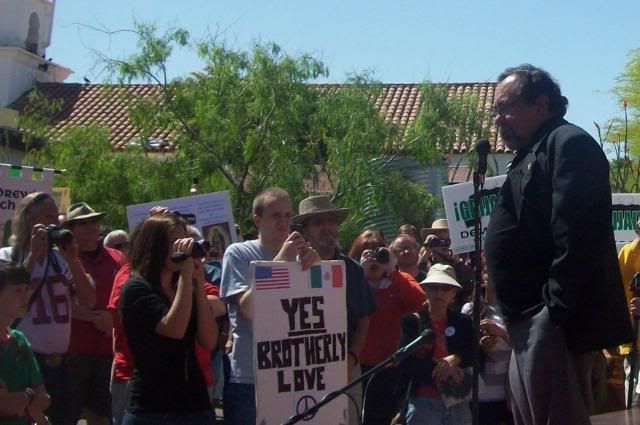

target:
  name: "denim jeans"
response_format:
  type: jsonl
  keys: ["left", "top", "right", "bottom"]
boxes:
{"left": 223, "top": 382, "right": 256, "bottom": 425}
{"left": 122, "top": 410, "right": 215, "bottom": 425}
{"left": 111, "top": 379, "right": 132, "bottom": 425}
{"left": 406, "top": 396, "right": 471, "bottom": 425}
{"left": 35, "top": 353, "right": 72, "bottom": 425}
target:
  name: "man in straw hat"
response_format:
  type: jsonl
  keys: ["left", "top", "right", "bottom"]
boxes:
{"left": 63, "top": 202, "right": 127, "bottom": 425}
{"left": 292, "top": 195, "right": 377, "bottom": 425}
{"left": 220, "top": 188, "right": 319, "bottom": 425}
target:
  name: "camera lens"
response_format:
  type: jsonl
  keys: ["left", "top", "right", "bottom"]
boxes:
{"left": 373, "top": 247, "right": 390, "bottom": 264}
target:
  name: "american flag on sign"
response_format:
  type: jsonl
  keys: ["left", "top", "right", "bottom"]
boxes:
{"left": 255, "top": 265, "right": 290, "bottom": 290}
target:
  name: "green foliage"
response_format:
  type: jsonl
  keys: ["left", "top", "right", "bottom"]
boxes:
{"left": 17, "top": 22, "right": 485, "bottom": 242}
{"left": 24, "top": 125, "right": 193, "bottom": 229}
{"left": 15, "top": 90, "right": 62, "bottom": 150}
{"left": 601, "top": 48, "right": 640, "bottom": 192}
{"left": 407, "top": 83, "right": 489, "bottom": 166}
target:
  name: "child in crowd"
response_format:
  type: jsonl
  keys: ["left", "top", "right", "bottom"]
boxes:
{"left": 0, "top": 260, "right": 50, "bottom": 425}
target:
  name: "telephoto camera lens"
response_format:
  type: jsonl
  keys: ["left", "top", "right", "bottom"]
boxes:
{"left": 45, "top": 225, "right": 74, "bottom": 247}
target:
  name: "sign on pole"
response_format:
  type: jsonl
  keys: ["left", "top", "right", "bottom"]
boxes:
{"left": 252, "top": 261, "right": 348, "bottom": 425}
{"left": 0, "top": 164, "right": 54, "bottom": 245}
{"left": 126, "top": 191, "right": 237, "bottom": 249}
{"left": 441, "top": 175, "right": 507, "bottom": 254}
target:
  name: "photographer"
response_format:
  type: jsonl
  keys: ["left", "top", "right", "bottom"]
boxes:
{"left": 420, "top": 219, "right": 473, "bottom": 311}
{"left": 350, "top": 231, "right": 425, "bottom": 425}
{"left": 0, "top": 192, "right": 95, "bottom": 425}
{"left": 119, "top": 212, "right": 218, "bottom": 424}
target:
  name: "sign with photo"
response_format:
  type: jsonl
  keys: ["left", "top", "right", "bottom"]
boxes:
{"left": 252, "top": 261, "right": 348, "bottom": 425}
{"left": 126, "top": 191, "right": 237, "bottom": 254}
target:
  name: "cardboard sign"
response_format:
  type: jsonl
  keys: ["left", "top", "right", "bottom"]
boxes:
{"left": 0, "top": 165, "right": 54, "bottom": 246}
{"left": 126, "top": 191, "right": 237, "bottom": 250}
{"left": 441, "top": 175, "right": 507, "bottom": 254}
{"left": 252, "top": 261, "right": 348, "bottom": 425}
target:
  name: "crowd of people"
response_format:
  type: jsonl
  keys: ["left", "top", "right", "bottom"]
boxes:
{"left": 0, "top": 187, "right": 518, "bottom": 425}
{"left": 1, "top": 63, "right": 640, "bottom": 425}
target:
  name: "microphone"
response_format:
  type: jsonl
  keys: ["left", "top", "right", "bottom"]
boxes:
{"left": 392, "top": 329, "right": 434, "bottom": 365}
{"left": 474, "top": 139, "right": 491, "bottom": 176}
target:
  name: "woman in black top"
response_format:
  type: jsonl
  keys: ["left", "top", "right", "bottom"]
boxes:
{"left": 120, "top": 213, "right": 217, "bottom": 425}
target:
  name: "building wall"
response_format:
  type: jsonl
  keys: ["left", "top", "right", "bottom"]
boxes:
{"left": 0, "top": 47, "right": 71, "bottom": 107}
{"left": 0, "top": 0, "right": 54, "bottom": 56}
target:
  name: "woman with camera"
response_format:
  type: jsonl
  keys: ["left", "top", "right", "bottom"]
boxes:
{"left": 349, "top": 229, "right": 425, "bottom": 425}
{"left": 0, "top": 192, "right": 96, "bottom": 425}
{"left": 119, "top": 212, "right": 217, "bottom": 425}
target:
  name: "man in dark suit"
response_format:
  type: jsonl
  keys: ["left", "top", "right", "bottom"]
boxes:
{"left": 484, "top": 64, "right": 632, "bottom": 425}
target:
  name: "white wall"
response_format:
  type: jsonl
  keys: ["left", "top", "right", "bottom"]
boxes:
{"left": 0, "top": 47, "right": 71, "bottom": 107}
{"left": 0, "top": 0, "right": 54, "bottom": 56}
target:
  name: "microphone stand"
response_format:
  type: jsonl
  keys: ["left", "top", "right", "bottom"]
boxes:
{"left": 471, "top": 167, "right": 485, "bottom": 425}
{"left": 282, "top": 331, "right": 432, "bottom": 425}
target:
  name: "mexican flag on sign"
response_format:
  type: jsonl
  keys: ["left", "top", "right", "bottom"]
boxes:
{"left": 310, "top": 264, "right": 343, "bottom": 289}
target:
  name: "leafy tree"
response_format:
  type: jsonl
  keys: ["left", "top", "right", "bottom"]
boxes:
{"left": 18, "top": 22, "right": 487, "bottom": 243}
{"left": 24, "top": 124, "right": 194, "bottom": 229}
{"left": 614, "top": 49, "right": 640, "bottom": 150}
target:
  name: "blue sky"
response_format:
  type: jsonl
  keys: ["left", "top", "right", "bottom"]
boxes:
{"left": 47, "top": 0, "right": 640, "bottom": 139}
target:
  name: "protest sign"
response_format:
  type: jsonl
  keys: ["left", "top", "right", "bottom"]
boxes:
{"left": 126, "top": 191, "right": 237, "bottom": 249}
{"left": 0, "top": 164, "right": 54, "bottom": 245}
{"left": 612, "top": 193, "right": 640, "bottom": 249}
{"left": 52, "top": 187, "right": 71, "bottom": 214}
{"left": 252, "top": 261, "right": 348, "bottom": 425}
{"left": 441, "top": 175, "right": 507, "bottom": 254}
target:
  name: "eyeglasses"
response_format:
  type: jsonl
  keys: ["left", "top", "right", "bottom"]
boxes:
{"left": 112, "top": 241, "right": 129, "bottom": 250}
{"left": 491, "top": 98, "right": 523, "bottom": 119}
{"left": 427, "top": 284, "right": 456, "bottom": 292}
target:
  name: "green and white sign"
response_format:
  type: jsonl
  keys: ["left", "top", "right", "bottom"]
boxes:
{"left": 441, "top": 175, "right": 506, "bottom": 254}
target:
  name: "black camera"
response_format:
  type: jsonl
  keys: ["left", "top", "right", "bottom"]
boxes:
{"left": 170, "top": 239, "right": 211, "bottom": 262}
{"left": 424, "top": 237, "right": 451, "bottom": 248}
{"left": 373, "top": 247, "right": 390, "bottom": 264}
{"left": 44, "top": 225, "right": 74, "bottom": 247}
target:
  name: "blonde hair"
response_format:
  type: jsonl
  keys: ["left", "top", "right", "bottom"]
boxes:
{"left": 9, "top": 192, "right": 55, "bottom": 252}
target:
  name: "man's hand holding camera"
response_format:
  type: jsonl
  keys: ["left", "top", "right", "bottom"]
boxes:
{"left": 274, "top": 232, "right": 319, "bottom": 271}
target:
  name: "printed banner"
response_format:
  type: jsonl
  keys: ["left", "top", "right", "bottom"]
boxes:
{"left": 441, "top": 175, "right": 507, "bottom": 254}
{"left": 0, "top": 164, "right": 54, "bottom": 246}
{"left": 612, "top": 194, "right": 640, "bottom": 249}
{"left": 126, "top": 191, "right": 237, "bottom": 253}
{"left": 252, "top": 261, "right": 348, "bottom": 425}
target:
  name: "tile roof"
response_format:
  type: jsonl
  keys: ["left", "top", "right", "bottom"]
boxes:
{"left": 10, "top": 83, "right": 174, "bottom": 151}
{"left": 11, "top": 81, "right": 507, "bottom": 153}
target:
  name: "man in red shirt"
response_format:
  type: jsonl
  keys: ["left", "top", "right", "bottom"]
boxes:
{"left": 65, "top": 202, "right": 126, "bottom": 425}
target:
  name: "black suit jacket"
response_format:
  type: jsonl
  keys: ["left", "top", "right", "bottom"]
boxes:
{"left": 485, "top": 117, "right": 632, "bottom": 352}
